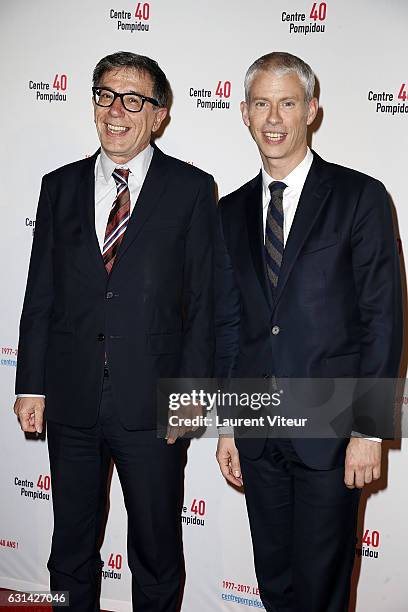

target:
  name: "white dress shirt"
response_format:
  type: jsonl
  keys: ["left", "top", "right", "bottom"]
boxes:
{"left": 262, "top": 147, "right": 314, "bottom": 244}
{"left": 261, "top": 148, "right": 380, "bottom": 443}
{"left": 95, "top": 144, "right": 153, "bottom": 250}
{"left": 18, "top": 144, "right": 153, "bottom": 400}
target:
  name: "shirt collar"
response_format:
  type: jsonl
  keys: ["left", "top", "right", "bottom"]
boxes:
{"left": 98, "top": 144, "right": 154, "bottom": 184}
{"left": 262, "top": 147, "right": 314, "bottom": 203}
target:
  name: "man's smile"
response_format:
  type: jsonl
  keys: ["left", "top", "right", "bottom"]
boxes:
{"left": 263, "top": 131, "right": 288, "bottom": 144}
{"left": 106, "top": 123, "right": 130, "bottom": 135}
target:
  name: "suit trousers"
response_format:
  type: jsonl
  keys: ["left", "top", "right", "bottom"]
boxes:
{"left": 240, "top": 438, "right": 360, "bottom": 612}
{"left": 47, "top": 372, "right": 185, "bottom": 612}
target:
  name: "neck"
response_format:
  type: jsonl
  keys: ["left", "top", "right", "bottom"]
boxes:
{"left": 102, "top": 143, "right": 150, "bottom": 166}
{"left": 262, "top": 146, "right": 308, "bottom": 180}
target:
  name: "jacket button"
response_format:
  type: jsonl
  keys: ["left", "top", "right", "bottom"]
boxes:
{"left": 271, "top": 325, "right": 280, "bottom": 335}
{"left": 97, "top": 333, "right": 105, "bottom": 341}
{"left": 106, "top": 291, "right": 114, "bottom": 299}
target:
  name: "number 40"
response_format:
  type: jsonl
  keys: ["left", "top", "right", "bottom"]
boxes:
{"left": 52, "top": 74, "right": 67, "bottom": 91}
{"left": 215, "top": 81, "right": 231, "bottom": 98}
{"left": 362, "top": 529, "right": 380, "bottom": 548}
{"left": 135, "top": 2, "right": 150, "bottom": 20}
{"left": 398, "top": 83, "right": 407, "bottom": 101}
{"left": 310, "top": 2, "right": 327, "bottom": 21}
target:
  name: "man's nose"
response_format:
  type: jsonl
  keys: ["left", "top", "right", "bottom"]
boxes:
{"left": 267, "top": 104, "right": 282, "bottom": 124}
{"left": 109, "top": 96, "right": 125, "bottom": 116}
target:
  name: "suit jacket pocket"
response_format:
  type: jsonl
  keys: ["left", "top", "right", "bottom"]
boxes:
{"left": 147, "top": 332, "right": 182, "bottom": 355}
{"left": 324, "top": 352, "right": 360, "bottom": 377}
{"left": 301, "top": 233, "right": 338, "bottom": 255}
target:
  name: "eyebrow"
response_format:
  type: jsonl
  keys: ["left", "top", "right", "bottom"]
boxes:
{"left": 251, "top": 95, "right": 299, "bottom": 101}
{"left": 98, "top": 86, "right": 141, "bottom": 95}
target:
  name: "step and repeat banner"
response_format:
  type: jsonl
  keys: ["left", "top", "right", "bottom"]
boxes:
{"left": 1, "top": 1, "right": 408, "bottom": 610}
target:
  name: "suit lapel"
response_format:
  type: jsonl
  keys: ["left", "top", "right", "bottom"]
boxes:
{"left": 273, "top": 153, "right": 332, "bottom": 307}
{"left": 112, "top": 146, "right": 169, "bottom": 269}
{"left": 78, "top": 149, "right": 108, "bottom": 282}
{"left": 245, "top": 173, "right": 274, "bottom": 310}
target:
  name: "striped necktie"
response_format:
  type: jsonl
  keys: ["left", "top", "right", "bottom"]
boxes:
{"left": 265, "top": 181, "right": 287, "bottom": 292}
{"left": 103, "top": 168, "right": 130, "bottom": 274}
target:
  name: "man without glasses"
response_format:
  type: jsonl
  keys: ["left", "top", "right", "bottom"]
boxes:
{"left": 14, "top": 51, "right": 216, "bottom": 611}
{"left": 216, "top": 52, "right": 402, "bottom": 612}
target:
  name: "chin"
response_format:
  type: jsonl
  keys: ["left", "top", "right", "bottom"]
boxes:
{"left": 262, "top": 148, "right": 285, "bottom": 159}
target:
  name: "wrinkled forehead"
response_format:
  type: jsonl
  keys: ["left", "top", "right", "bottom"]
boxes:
{"left": 98, "top": 67, "right": 154, "bottom": 92}
{"left": 249, "top": 69, "right": 305, "bottom": 96}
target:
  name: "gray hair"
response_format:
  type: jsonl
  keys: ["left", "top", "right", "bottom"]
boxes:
{"left": 244, "top": 52, "right": 315, "bottom": 104}
{"left": 92, "top": 51, "right": 171, "bottom": 108}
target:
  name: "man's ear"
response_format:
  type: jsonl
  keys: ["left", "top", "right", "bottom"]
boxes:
{"left": 241, "top": 100, "right": 250, "bottom": 128}
{"left": 306, "top": 97, "right": 318, "bottom": 126}
{"left": 152, "top": 107, "right": 168, "bottom": 132}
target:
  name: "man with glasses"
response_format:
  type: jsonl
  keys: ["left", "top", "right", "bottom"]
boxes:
{"left": 14, "top": 51, "right": 216, "bottom": 611}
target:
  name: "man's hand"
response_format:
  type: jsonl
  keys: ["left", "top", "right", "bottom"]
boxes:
{"left": 344, "top": 437, "right": 382, "bottom": 489}
{"left": 166, "top": 402, "right": 203, "bottom": 445}
{"left": 216, "top": 435, "right": 243, "bottom": 487}
{"left": 13, "top": 397, "right": 45, "bottom": 434}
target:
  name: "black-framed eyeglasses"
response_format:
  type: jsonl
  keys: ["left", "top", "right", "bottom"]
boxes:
{"left": 92, "top": 87, "right": 159, "bottom": 113}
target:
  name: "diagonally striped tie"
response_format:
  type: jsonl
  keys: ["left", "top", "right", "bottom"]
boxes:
{"left": 265, "top": 181, "right": 287, "bottom": 293}
{"left": 103, "top": 168, "right": 131, "bottom": 274}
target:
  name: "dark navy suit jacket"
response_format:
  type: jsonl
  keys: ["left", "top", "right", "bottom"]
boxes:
{"left": 215, "top": 152, "right": 402, "bottom": 469}
{"left": 16, "top": 146, "right": 216, "bottom": 430}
